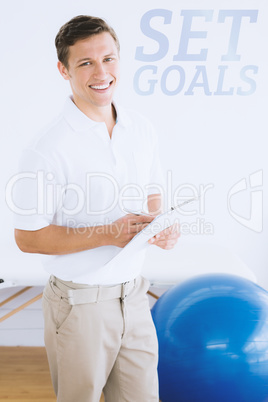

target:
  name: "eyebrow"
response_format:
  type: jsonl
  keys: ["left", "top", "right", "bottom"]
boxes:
{"left": 76, "top": 54, "right": 117, "bottom": 64}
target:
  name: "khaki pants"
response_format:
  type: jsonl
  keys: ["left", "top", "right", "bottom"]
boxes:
{"left": 42, "top": 275, "right": 159, "bottom": 402}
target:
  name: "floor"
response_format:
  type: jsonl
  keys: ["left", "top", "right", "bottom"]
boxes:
{"left": 0, "top": 347, "right": 105, "bottom": 402}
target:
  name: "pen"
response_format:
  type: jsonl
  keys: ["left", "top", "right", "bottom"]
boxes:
{"left": 171, "top": 196, "right": 200, "bottom": 210}
{"left": 123, "top": 196, "right": 200, "bottom": 216}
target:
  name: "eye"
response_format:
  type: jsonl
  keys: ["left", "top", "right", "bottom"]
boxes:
{"left": 104, "top": 57, "right": 114, "bottom": 62}
{"left": 79, "top": 61, "right": 91, "bottom": 67}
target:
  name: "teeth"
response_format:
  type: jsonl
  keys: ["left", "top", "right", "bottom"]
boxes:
{"left": 90, "top": 83, "right": 110, "bottom": 90}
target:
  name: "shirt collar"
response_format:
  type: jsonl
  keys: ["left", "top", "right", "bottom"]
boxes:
{"left": 63, "top": 96, "right": 131, "bottom": 132}
{"left": 112, "top": 99, "right": 131, "bottom": 128}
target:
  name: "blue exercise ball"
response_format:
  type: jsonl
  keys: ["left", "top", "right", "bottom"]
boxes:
{"left": 151, "top": 274, "right": 268, "bottom": 402}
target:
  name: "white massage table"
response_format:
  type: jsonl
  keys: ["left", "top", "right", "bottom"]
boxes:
{"left": 0, "top": 239, "right": 257, "bottom": 322}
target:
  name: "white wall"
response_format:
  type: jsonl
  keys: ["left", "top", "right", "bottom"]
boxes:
{"left": 1, "top": 0, "right": 267, "bottom": 346}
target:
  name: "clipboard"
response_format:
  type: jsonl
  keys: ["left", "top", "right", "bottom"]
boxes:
{"left": 104, "top": 196, "right": 200, "bottom": 269}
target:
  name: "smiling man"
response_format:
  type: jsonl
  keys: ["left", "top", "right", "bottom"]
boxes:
{"left": 57, "top": 31, "right": 119, "bottom": 132}
{"left": 13, "top": 15, "right": 180, "bottom": 402}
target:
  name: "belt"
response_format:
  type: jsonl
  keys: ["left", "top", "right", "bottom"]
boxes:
{"left": 51, "top": 276, "right": 137, "bottom": 306}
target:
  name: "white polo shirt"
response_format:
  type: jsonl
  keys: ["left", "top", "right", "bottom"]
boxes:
{"left": 13, "top": 97, "right": 164, "bottom": 285}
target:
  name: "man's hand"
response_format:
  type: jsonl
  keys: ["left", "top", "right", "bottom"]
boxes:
{"left": 109, "top": 214, "right": 155, "bottom": 248}
{"left": 148, "top": 223, "right": 180, "bottom": 250}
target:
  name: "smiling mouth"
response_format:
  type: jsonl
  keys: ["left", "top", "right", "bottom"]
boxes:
{"left": 89, "top": 81, "right": 113, "bottom": 90}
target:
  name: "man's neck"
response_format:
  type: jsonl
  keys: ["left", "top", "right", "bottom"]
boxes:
{"left": 71, "top": 96, "right": 116, "bottom": 138}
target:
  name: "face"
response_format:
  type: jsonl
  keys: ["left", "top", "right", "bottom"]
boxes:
{"left": 58, "top": 32, "right": 120, "bottom": 114}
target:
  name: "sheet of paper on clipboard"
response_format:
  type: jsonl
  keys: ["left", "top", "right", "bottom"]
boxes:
{"left": 104, "top": 196, "right": 200, "bottom": 269}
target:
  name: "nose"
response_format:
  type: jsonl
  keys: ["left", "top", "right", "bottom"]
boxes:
{"left": 93, "top": 62, "right": 107, "bottom": 80}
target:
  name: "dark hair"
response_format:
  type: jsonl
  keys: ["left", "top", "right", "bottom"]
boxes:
{"left": 55, "top": 15, "right": 120, "bottom": 68}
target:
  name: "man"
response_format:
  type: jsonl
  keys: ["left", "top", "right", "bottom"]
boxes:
{"left": 13, "top": 15, "right": 180, "bottom": 402}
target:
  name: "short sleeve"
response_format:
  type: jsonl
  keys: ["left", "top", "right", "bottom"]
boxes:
{"left": 10, "top": 149, "right": 66, "bottom": 231}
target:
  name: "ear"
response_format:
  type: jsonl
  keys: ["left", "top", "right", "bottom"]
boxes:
{"left": 57, "top": 61, "right": 70, "bottom": 80}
